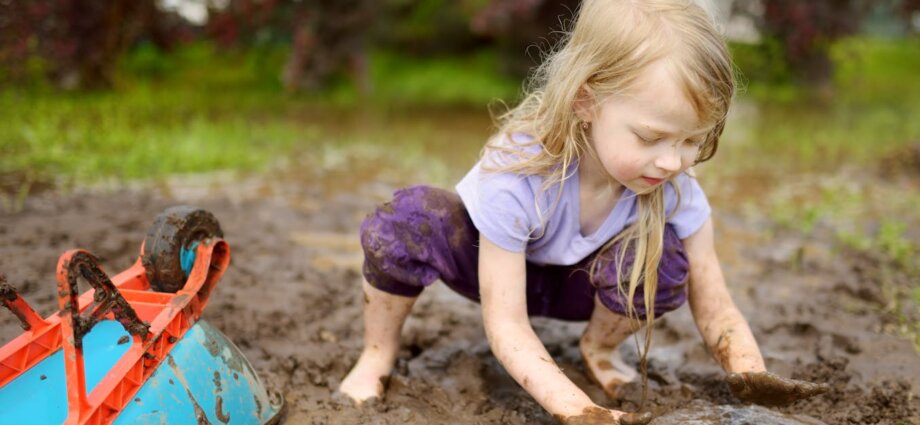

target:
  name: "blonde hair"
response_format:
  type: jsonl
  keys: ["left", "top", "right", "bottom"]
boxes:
{"left": 482, "top": 0, "right": 734, "bottom": 404}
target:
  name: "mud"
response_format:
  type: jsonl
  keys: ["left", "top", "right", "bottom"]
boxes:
{"left": 555, "top": 406, "right": 651, "bottom": 425}
{"left": 59, "top": 250, "right": 150, "bottom": 346}
{"left": 649, "top": 401, "right": 827, "bottom": 425}
{"left": 1, "top": 172, "right": 919, "bottom": 424}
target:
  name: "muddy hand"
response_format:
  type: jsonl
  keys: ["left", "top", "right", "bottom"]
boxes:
{"left": 726, "top": 371, "right": 829, "bottom": 406}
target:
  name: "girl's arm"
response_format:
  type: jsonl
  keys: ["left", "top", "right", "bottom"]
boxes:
{"left": 683, "top": 218, "right": 765, "bottom": 373}
{"left": 478, "top": 235, "right": 649, "bottom": 424}
{"left": 684, "top": 218, "right": 829, "bottom": 406}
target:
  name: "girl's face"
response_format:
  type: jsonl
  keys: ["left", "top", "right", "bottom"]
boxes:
{"left": 580, "top": 61, "right": 710, "bottom": 194}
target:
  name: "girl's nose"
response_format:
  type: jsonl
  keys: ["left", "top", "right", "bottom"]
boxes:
{"left": 654, "top": 147, "right": 682, "bottom": 172}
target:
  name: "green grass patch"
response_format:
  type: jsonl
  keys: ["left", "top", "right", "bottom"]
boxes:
{"left": 0, "top": 87, "right": 311, "bottom": 187}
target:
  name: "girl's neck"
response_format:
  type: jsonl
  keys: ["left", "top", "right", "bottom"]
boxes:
{"left": 578, "top": 152, "right": 623, "bottom": 197}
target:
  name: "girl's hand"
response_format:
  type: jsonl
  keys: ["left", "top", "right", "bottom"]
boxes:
{"left": 556, "top": 406, "right": 652, "bottom": 425}
{"left": 726, "top": 371, "right": 830, "bottom": 406}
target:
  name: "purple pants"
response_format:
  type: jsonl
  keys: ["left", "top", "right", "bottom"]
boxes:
{"left": 360, "top": 186, "right": 690, "bottom": 321}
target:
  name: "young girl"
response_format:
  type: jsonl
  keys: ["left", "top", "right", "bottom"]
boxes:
{"left": 340, "top": 0, "right": 828, "bottom": 423}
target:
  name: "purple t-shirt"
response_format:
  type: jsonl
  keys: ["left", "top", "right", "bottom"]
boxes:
{"left": 455, "top": 136, "right": 711, "bottom": 266}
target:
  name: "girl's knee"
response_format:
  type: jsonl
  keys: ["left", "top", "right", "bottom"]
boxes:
{"left": 360, "top": 185, "right": 468, "bottom": 258}
{"left": 359, "top": 185, "right": 471, "bottom": 295}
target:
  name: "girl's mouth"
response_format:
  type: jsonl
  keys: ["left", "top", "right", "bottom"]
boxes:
{"left": 642, "top": 176, "right": 664, "bottom": 185}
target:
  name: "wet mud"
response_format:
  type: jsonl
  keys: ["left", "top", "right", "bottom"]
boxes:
{"left": 1, "top": 174, "right": 918, "bottom": 424}
{"left": 649, "top": 401, "right": 827, "bottom": 425}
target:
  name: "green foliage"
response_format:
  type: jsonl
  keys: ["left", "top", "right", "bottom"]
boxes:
{"left": 0, "top": 86, "right": 308, "bottom": 186}
{"left": 837, "top": 219, "right": 916, "bottom": 265}
{"left": 382, "top": 0, "right": 477, "bottom": 43}
{"left": 368, "top": 50, "right": 520, "bottom": 107}
{"left": 119, "top": 41, "right": 176, "bottom": 80}
{"left": 731, "top": 38, "right": 794, "bottom": 86}
{"left": 832, "top": 37, "right": 920, "bottom": 102}
{"left": 732, "top": 36, "right": 920, "bottom": 103}
{"left": 873, "top": 220, "right": 915, "bottom": 268}
{"left": 117, "top": 42, "right": 289, "bottom": 92}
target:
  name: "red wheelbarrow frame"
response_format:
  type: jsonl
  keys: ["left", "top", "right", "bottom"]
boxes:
{"left": 0, "top": 239, "right": 230, "bottom": 425}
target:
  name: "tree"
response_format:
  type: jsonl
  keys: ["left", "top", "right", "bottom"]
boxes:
{"left": 470, "top": 0, "right": 582, "bottom": 77}
{"left": 0, "top": 0, "right": 185, "bottom": 90}
{"left": 760, "top": 0, "right": 861, "bottom": 84}
{"left": 206, "top": 0, "right": 376, "bottom": 93}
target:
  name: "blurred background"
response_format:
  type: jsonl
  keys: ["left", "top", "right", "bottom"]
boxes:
{"left": 1, "top": 0, "right": 919, "bottom": 256}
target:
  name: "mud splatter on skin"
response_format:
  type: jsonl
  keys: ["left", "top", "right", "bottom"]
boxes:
{"left": 713, "top": 329, "right": 732, "bottom": 371}
{"left": 556, "top": 407, "right": 652, "bottom": 425}
{"left": 583, "top": 357, "right": 626, "bottom": 400}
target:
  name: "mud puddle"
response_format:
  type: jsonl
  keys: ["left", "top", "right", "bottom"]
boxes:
{"left": 1, "top": 172, "right": 918, "bottom": 424}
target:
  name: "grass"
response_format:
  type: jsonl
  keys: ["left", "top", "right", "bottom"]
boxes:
{"left": 0, "top": 43, "right": 514, "bottom": 194}
{"left": 0, "top": 88, "right": 308, "bottom": 185}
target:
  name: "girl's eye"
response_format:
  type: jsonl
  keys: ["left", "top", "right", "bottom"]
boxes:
{"left": 685, "top": 138, "right": 704, "bottom": 147}
{"left": 636, "top": 134, "right": 659, "bottom": 144}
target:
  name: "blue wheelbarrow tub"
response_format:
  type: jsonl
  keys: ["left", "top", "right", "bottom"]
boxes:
{"left": 0, "top": 319, "right": 283, "bottom": 425}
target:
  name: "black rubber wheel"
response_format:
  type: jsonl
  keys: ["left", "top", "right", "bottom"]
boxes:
{"left": 142, "top": 206, "right": 223, "bottom": 293}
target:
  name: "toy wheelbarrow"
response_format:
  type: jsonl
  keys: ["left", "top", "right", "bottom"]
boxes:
{"left": 0, "top": 206, "right": 284, "bottom": 424}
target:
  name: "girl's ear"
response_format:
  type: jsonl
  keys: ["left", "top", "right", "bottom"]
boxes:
{"left": 573, "top": 86, "right": 595, "bottom": 123}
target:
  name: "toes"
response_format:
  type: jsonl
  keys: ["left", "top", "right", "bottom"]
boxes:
{"left": 331, "top": 390, "right": 372, "bottom": 407}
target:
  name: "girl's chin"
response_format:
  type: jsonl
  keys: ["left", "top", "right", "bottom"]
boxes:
{"left": 630, "top": 184, "right": 660, "bottom": 195}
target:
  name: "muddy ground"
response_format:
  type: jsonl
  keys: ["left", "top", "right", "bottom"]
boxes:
{"left": 1, "top": 169, "right": 918, "bottom": 424}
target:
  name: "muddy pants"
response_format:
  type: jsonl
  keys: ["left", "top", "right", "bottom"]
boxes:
{"left": 360, "top": 186, "right": 690, "bottom": 321}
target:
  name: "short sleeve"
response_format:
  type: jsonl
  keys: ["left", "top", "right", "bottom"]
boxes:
{"left": 455, "top": 163, "right": 542, "bottom": 253}
{"left": 665, "top": 173, "right": 711, "bottom": 239}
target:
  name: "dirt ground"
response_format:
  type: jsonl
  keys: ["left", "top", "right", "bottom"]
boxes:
{"left": 1, "top": 170, "right": 918, "bottom": 424}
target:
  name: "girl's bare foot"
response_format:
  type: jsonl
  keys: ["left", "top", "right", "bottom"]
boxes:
{"left": 339, "top": 349, "right": 394, "bottom": 403}
{"left": 339, "top": 281, "right": 418, "bottom": 404}
{"left": 580, "top": 296, "right": 641, "bottom": 399}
